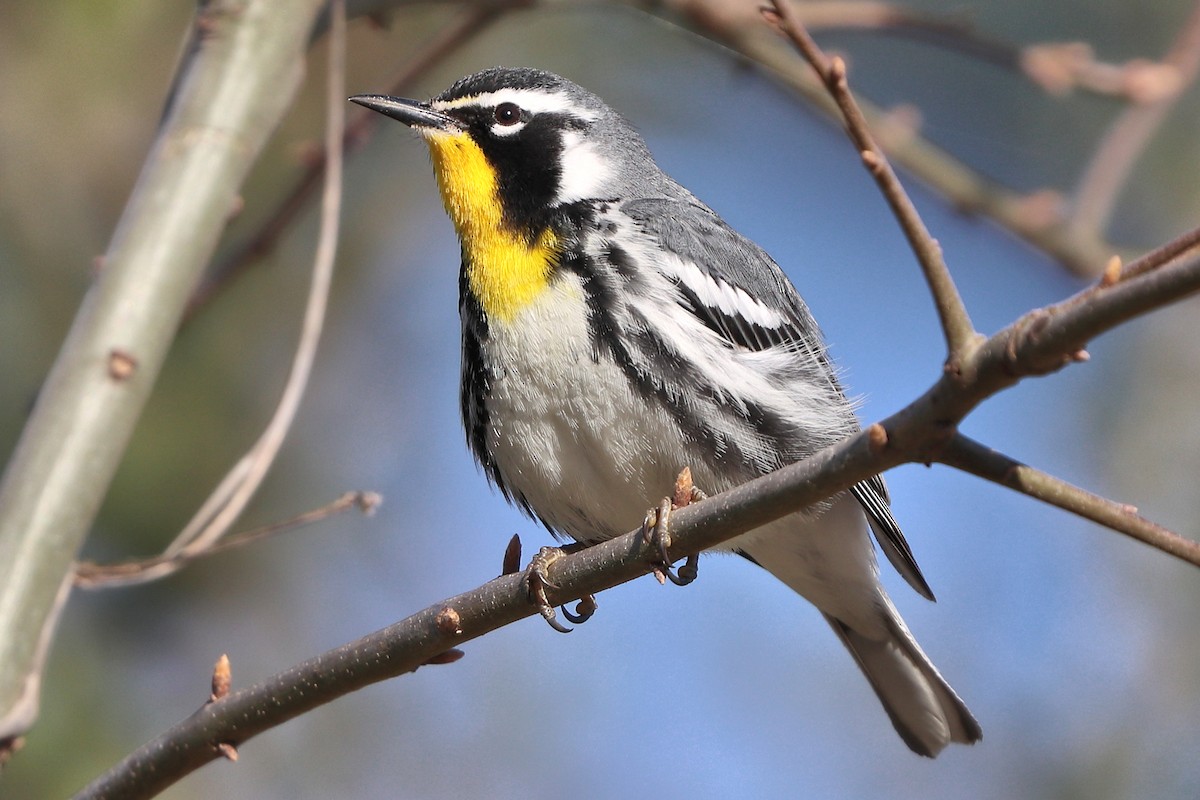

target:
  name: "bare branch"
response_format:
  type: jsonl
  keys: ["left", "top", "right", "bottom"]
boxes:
{"left": 905, "top": 228, "right": 1200, "bottom": 429}
{"left": 73, "top": 207, "right": 1200, "bottom": 800}
{"left": 73, "top": 491, "right": 381, "bottom": 589}
{"left": 1119, "top": 222, "right": 1200, "bottom": 282}
{"left": 939, "top": 434, "right": 1200, "bottom": 565}
{"left": 1035, "top": 231, "right": 1200, "bottom": 355}
{"left": 767, "top": 0, "right": 978, "bottom": 355}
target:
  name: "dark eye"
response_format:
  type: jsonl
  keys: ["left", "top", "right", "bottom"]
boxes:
{"left": 493, "top": 102, "right": 522, "bottom": 126}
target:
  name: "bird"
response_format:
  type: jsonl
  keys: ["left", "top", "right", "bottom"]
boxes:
{"left": 351, "top": 67, "right": 981, "bottom": 757}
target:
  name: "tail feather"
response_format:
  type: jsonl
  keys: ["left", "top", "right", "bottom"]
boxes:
{"left": 824, "top": 611, "right": 982, "bottom": 757}
{"left": 739, "top": 494, "right": 980, "bottom": 756}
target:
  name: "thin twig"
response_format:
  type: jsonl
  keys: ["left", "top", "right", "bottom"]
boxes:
{"left": 1118, "top": 223, "right": 1200, "bottom": 282}
{"left": 73, "top": 491, "right": 381, "bottom": 589}
{"left": 1070, "top": 0, "right": 1200, "bottom": 239}
{"left": 1042, "top": 227, "right": 1200, "bottom": 351}
{"left": 938, "top": 433, "right": 1200, "bottom": 565}
{"left": 721, "top": 0, "right": 1015, "bottom": 68}
{"left": 161, "top": 0, "right": 348, "bottom": 565}
{"left": 767, "top": 0, "right": 979, "bottom": 357}
{"left": 185, "top": 4, "right": 506, "bottom": 319}
{"left": 660, "top": 0, "right": 1117, "bottom": 275}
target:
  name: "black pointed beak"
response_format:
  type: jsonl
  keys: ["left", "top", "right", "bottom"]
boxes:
{"left": 349, "top": 94, "right": 459, "bottom": 132}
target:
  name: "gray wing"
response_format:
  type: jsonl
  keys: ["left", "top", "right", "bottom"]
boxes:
{"left": 622, "top": 196, "right": 826, "bottom": 355}
{"left": 852, "top": 476, "right": 935, "bottom": 601}
{"left": 623, "top": 196, "right": 935, "bottom": 601}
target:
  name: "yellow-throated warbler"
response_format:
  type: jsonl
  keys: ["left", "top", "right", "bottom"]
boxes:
{"left": 352, "top": 67, "right": 981, "bottom": 756}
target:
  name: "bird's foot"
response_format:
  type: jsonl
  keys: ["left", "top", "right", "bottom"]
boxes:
{"left": 641, "top": 467, "right": 707, "bottom": 587}
{"left": 522, "top": 546, "right": 597, "bottom": 633}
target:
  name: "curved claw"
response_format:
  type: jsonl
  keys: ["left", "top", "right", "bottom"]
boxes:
{"left": 540, "top": 606, "right": 573, "bottom": 634}
{"left": 523, "top": 547, "right": 573, "bottom": 633}
{"left": 664, "top": 554, "right": 699, "bottom": 586}
{"left": 642, "top": 495, "right": 701, "bottom": 587}
{"left": 561, "top": 594, "right": 598, "bottom": 624}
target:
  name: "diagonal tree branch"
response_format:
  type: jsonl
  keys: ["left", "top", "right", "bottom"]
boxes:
{"left": 938, "top": 433, "right": 1200, "bottom": 565}
{"left": 1117, "top": 220, "right": 1200, "bottom": 282}
{"left": 0, "top": 0, "right": 329, "bottom": 748}
{"left": 768, "top": 0, "right": 979, "bottom": 357}
{"left": 73, "top": 216, "right": 1200, "bottom": 800}
{"left": 73, "top": 491, "right": 381, "bottom": 589}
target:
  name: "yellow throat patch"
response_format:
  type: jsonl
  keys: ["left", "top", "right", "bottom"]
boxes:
{"left": 423, "top": 131, "right": 560, "bottom": 322}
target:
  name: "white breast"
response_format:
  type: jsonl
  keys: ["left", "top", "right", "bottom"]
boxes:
{"left": 481, "top": 271, "right": 691, "bottom": 541}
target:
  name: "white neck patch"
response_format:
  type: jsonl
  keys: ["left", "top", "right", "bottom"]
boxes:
{"left": 556, "top": 130, "right": 612, "bottom": 205}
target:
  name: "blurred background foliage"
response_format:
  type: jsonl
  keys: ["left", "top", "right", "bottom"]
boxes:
{"left": 1, "top": 1, "right": 1199, "bottom": 798}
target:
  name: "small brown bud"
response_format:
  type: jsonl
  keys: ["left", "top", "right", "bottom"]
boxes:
{"left": 107, "top": 349, "right": 138, "bottom": 382}
{"left": 227, "top": 195, "right": 245, "bottom": 222}
{"left": 423, "top": 649, "right": 465, "bottom": 666}
{"left": 867, "top": 423, "right": 889, "bottom": 454}
{"left": 1099, "top": 255, "right": 1122, "bottom": 287}
{"left": 356, "top": 491, "right": 383, "bottom": 515}
{"left": 435, "top": 606, "right": 462, "bottom": 636}
{"left": 210, "top": 653, "right": 231, "bottom": 702}
{"left": 860, "top": 149, "right": 884, "bottom": 175}
{"left": 502, "top": 534, "right": 522, "bottom": 576}
{"left": 673, "top": 467, "right": 695, "bottom": 509}
{"left": 829, "top": 56, "right": 848, "bottom": 86}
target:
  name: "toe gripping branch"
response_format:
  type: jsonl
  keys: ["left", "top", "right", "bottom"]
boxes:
{"left": 522, "top": 545, "right": 597, "bottom": 634}
{"left": 642, "top": 467, "right": 707, "bottom": 587}
{"left": 515, "top": 467, "right": 707, "bottom": 632}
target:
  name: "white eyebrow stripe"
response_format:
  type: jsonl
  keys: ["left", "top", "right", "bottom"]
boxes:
{"left": 433, "top": 88, "right": 599, "bottom": 121}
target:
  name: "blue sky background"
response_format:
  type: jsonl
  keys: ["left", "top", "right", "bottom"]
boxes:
{"left": 3, "top": 3, "right": 1199, "bottom": 798}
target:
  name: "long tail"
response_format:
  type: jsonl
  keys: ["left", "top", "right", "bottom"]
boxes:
{"left": 823, "top": 603, "right": 981, "bottom": 757}
{"left": 739, "top": 495, "right": 981, "bottom": 756}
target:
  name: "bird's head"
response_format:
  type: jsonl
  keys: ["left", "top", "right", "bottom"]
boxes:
{"left": 351, "top": 67, "right": 655, "bottom": 240}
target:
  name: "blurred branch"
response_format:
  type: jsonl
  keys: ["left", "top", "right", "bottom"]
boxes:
{"left": 185, "top": 3, "right": 508, "bottom": 318}
{"left": 1120, "top": 222, "right": 1200, "bottom": 281}
{"left": 147, "top": 0, "right": 349, "bottom": 574}
{"left": 939, "top": 434, "right": 1200, "bottom": 565}
{"left": 767, "top": 0, "right": 977, "bottom": 356}
{"left": 648, "top": 0, "right": 1116, "bottom": 274}
{"left": 73, "top": 491, "right": 381, "bottom": 589}
{"left": 1069, "top": 0, "right": 1200, "bottom": 238}
{"left": 0, "top": 0, "right": 328, "bottom": 749}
